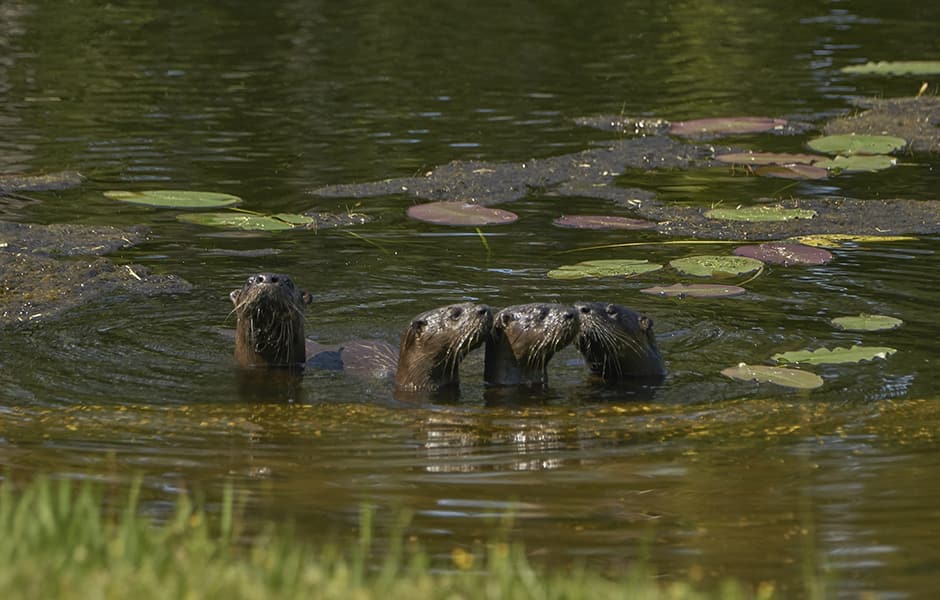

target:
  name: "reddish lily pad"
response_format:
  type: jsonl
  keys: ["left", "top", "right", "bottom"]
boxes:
{"left": 407, "top": 201, "right": 518, "bottom": 226}
{"left": 754, "top": 164, "right": 829, "bottom": 180}
{"left": 715, "top": 152, "right": 823, "bottom": 166}
{"left": 733, "top": 242, "right": 833, "bottom": 266}
{"left": 669, "top": 117, "right": 788, "bottom": 138}
{"left": 552, "top": 215, "right": 658, "bottom": 230}
{"left": 641, "top": 283, "right": 747, "bottom": 298}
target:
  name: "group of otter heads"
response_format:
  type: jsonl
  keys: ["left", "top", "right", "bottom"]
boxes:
{"left": 230, "top": 273, "right": 665, "bottom": 396}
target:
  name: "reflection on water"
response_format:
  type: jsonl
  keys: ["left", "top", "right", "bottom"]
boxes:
{"left": 2, "top": 0, "right": 940, "bottom": 596}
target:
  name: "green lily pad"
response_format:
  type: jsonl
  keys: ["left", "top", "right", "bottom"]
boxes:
{"left": 842, "top": 61, "right": 940, "bottom": 76}
{"left": 715, "top": 152, "right": 823, "bottom": 166}
{"left": 407, "top": 201, "right": 518, "bottom": 226}
{"left": 548, "top": 259, "right": 663, "bottom": 280}
{"left": 831, "top": 314, "right": 903, "bottom": 332}
{"left": 807, "top": 134, "right": 906, "bottom": 156}
{"left": 104, "top": 190, "right": 242, "bottom": 208}
{"left": 733, "top": 242, "right": 833, "bottom": 266}
{"left": 669, "top": 255, "right": 764, "bottom": 277}
{"left": 669, "top": 117, "right": 788, "bottom": 138}
{"left": 553, "top": 215, "right": 657, "bottom": 230}
{"left": 772, "top": 345, "right": 897, "bottom": 365}
{"left": 721, "top": 364, "right": 824, "bottom": 390}
{"left": 704, "top": 206, "right": 817, "bottom": 222}
{"left": 640, "top": 283, "right": 747, "bottom": 298}
{"left": 177, "top": 212, "right": 301, "bottom": 231}
{"left": 816, "top": 154, "right": 897, "bottom": 172}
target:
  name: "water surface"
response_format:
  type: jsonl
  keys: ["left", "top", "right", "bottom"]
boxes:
{"left": 1, "top": 0, "right": 939, "bottom": 596}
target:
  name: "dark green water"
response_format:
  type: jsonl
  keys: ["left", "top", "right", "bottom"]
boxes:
{"left": 2, "top": 0, "right": 940, "bottom": 595}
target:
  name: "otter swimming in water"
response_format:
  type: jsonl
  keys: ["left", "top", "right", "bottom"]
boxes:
{"left": 484, "top": 303, "right": 579, "bottom": 387}
{"left": 230, "top": 273, "right": 311, "bottom": 369}
{"left": 395, "top": 302, "right": 492, "bottom": 395}
{"left": 574, "top": 301, "right": 666, "bottom": 382}
{"left": 230, "top": 275, "right": 491, "bottom": 397}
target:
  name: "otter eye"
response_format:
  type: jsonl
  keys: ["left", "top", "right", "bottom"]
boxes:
{"left": 448, "top": 306, "right": 464, "bottom": 319}
{"left": 500, "top": 313, "right": 513, "bottom": 326}
{"left": 605, "top": 304, "right": 617, "bottom": 315}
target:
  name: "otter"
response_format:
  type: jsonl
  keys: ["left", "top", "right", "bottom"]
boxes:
{"left": 395, "top": 302, "right": 492, "bottom": 395}
{"left": 230, "top": 273, "right": 311, "bottom": 369}
{"left": 574, "top": 301, "right": 666, "bottom": 382}
{"left": 484, "top": 303, "right": 579, "bottom": 387}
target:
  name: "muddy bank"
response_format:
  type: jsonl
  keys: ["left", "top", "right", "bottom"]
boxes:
{"left": 639, "top": 196, "right": 940, "bottom": 240}
{"left": 311, "top": 135, "right": 733, "bottom": 206}
{"left": 0, "top": 221, "right": 190, "bottom": 327}
{"left": 824, "top": 96, "right": 940, "bottom": 153}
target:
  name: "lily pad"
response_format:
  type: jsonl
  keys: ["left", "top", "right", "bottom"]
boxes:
{"left": 831, "top": 314, "right": 903, "bottom": 332}
{"left": 669, "top": 117, "right": 788, "bottom": 137}
{"left": 548, "top": 259, "right": 663, "bottom": 280}
{"left": 772, "top": 345, "right": 897, "bottom": 365}
{"left": 669, "top": 255, "right": 764, "bottom": 277}
{"left": 104, "top": 190, "right": 242, "bottom": 209}
{"left": 789, "top": 234, "right": 916, "bottom": 248}
{"left": 754, "top": 164, "right": 829, "bottom": 180}
{"left": 407, "top": 201, "right": 518, "bottom": 226}
{"left": 721, "top": 364, "right": 824, "bottom": 390}
{"left": 842, "top": 61, "right": 940, "bottom": 76}
{"left": 177, "top": 212, "right": 302, "bottom": 231}
{"left": 807, "top": 134, "right": 906, "bottom": 156}
{"left": 733, "top": 242, "right": 833, "bottom": 266}
{"left": 641, "top": 283, "right": 747, "bottom": 298}
{"left": 715, "top": 152, "right": 823, "bottom": 166}
{"left": 704, "top": 206, "right": 817, "bottom": 222}
{"left": 553, "top": 215, "right": 657, "bottom": 230}
{"left": 816, "top": 154, "right": 897, "bottom": 172}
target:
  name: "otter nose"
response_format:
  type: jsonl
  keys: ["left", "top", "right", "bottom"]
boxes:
{"left": 563, "top": 307, "right": 577, "bottom": 320}
{"left": 477, "top": 304, "right": 491, "bottom": 317}
{"left": 575, "top": 302, "right": 592, "bottom": 315}
{"left": 250, "top": 273, "right": 282, "bottom": 285}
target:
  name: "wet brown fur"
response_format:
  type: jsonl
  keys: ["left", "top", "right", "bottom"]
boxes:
{"left": 484, "top": 303, "right": 579, "bottom": 387}
{"left": 230, "top": 273, "right": 311, "bottom": 369}
{"left": 574, "top": 302, "right": 665, "bottom": 381}
{"left": 395, "top": 302, "right": 492, "bottom": 393}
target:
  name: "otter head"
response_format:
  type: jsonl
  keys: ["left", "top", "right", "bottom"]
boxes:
{"left": 395, "top": 302, "right": 493, "bottom": 393}
{"left": 230, "top": 273, "right": 312, "bottom": 369}
{"left": 574, "top": 301, "right": 665, "bottom": 381}
{"left": 484, "top": 303, "right": 579, "bottom": 386}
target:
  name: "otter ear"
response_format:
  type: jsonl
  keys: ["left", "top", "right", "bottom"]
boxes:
{"left": 301, "top": 291, "right": 313, "bottom": 306}
{"left": 500, "top": 312, "right": 514, "bottom": 326}
{"left": 639, "top": 315, "right": 654, "bottom": 332}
